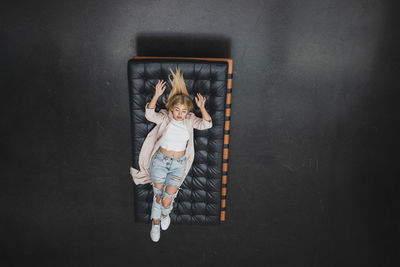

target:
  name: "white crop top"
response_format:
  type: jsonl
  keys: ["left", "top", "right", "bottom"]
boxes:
{"left": 160, "top": 118, "right": 190, "bottom": 151}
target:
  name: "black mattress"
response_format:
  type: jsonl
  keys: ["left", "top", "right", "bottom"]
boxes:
{"left": 128, "top": 57, "right": 231, "bottom": 225}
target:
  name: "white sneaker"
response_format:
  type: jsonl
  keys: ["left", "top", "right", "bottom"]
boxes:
{"left": 161, "top": 214, "right": 171, "bottom": 230}
{"left": 150, "top": 221, "right": 160, "bottom": 242}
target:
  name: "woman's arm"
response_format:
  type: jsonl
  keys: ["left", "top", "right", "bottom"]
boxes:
{"left": 147, "top": 93, "right": 158, "bottom": 109}
{"left": 200, "top": 107, "right": 211, "bottom": 122}
{"left": 145, "top": 94, "right": 165, "bottom": 124}
{"left": 192, "top": 93, "right": 212, "bottom": 129}
{"left": 192, "top": 108, "right": 213, "bottom": 130}
{"left": 145, "top": 80, "right": 167, "bottom": 124}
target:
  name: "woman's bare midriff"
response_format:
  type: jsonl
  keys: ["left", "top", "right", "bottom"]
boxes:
{"left": 159, "top": 147, "right": 185, "bottom": 159}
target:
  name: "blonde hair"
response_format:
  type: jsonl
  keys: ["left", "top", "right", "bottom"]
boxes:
{"left": 163, "top": 67, "right": 194, "bottom": 112}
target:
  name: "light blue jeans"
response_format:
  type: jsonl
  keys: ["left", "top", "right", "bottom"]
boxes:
{"left": 150, "top": 148, "right": 186, "bottom": 220}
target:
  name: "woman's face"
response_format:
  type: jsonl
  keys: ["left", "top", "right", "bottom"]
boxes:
{"left": 171, "top": 104, "right": 188, "bottom": 121}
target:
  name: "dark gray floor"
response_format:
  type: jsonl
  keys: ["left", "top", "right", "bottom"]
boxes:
{"left": 1, "top": 0, "right": 399, "bottom": 266}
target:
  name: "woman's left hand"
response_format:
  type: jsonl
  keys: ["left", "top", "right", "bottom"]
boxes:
{"left": 195, "top": 93, "right": 206, "bottom": 109}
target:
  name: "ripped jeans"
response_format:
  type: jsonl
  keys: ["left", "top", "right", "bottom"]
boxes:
{"left": 150, "top": 148, "right": 186, "bottom": 220}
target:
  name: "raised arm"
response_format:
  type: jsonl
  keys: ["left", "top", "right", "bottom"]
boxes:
{"left": 145, "top": 80, "right": 167, "bottom": 124}
{"left": 192, "top": 107, "right": 213, "bottom": 130}
{"left": 145, "top": 96, "right": 165, "bottom": 124}
{"left": 192, "top": 93, "right": 213, "bottom": 130}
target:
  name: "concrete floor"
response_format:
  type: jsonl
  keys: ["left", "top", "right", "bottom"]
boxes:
{"left": 1, "top": 0, "right": 399, "bottom": 266}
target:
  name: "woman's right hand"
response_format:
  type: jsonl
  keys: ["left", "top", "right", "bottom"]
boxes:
{"left": 155, "top": 80, "right": 167, "bottom": 97}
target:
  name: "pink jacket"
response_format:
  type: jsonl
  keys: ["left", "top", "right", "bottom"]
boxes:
{"left": 130, "top": 102, "right": 213, "bottom": 185}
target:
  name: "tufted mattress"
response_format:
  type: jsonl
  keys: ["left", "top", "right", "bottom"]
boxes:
{"left": 128, "top": 56, "right": 233, "bottom": 224}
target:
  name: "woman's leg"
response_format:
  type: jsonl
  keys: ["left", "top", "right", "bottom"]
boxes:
{"left": 151, "top": 182, "right": 164, "bottom": 224}
{"left": 150, "top": 150, "right": 168, "bottom": 224}
{"left": 161, "top": 157, "right": 186, "bottom": 217}
{"left": 161, "top": 185, "right": 180, "bottom": 217}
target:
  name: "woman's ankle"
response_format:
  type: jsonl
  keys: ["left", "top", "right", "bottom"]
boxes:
{"left": 153, "top": 219, "right": 160, "bottom": 224}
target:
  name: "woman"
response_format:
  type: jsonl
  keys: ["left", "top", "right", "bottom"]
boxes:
{"left": 131, "top": 67, "right": 213, "bottom": 242}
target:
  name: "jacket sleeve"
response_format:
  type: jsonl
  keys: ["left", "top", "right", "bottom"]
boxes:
{"left": 191, "top": 113, "right": 213, "bottom": 130}
{"left": 145, "top": 102, "right": 165, "bottom": 124}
